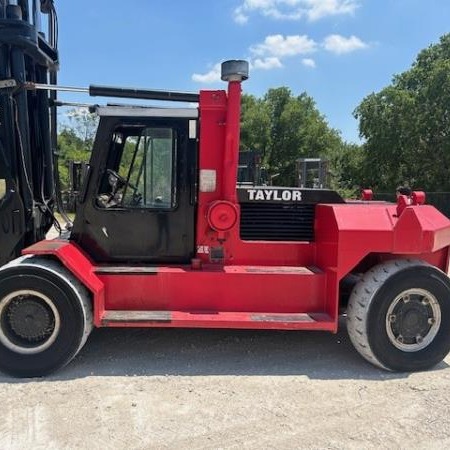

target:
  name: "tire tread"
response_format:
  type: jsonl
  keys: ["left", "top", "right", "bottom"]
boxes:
{"left": 347, "top": 259, "right": 429, "bottom": 370}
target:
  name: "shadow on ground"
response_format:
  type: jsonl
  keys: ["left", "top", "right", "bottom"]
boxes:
{"left": 1, "top": 322, "right": 447, "bottom": 383}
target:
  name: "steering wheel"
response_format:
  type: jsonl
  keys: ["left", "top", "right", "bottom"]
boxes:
{"left": 106, "top": 169, "right": 142, "bottom": 205}
{"left": 107, "top": 169, "right": 138, "bottom": 192}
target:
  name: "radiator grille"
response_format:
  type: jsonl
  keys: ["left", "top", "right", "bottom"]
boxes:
{"left": 240, "top": 203, "right": 315, "bottom": 241}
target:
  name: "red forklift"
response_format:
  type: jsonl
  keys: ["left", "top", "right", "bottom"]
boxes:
{"left": 0, "top": 0, "right": 450, "bottom": 377}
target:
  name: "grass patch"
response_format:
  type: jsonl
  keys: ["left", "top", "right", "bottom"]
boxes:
{"left": 54, "top": 212, "right": 75, "bottom": 225}
{"left": 0, "top": 179, "right": 5, "bottom": 199}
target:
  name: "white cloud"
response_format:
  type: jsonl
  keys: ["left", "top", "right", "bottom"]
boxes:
{"left": 66, "top": 107, "right": 90, "bottom": 118}
{"left": 192, "top": 32, "right": 368, "bottom": 83}
{"left": 252, "top": 57, "right": 283, "bottom": 70}
{"left": 250, "top": 34, "right": 317, "bottom": 57}
{"left": 323, "top": 34, "right": 368, "bottom": 54}
{"left": 302, "top": 58, "right": 316, "bottom": 68}
{"left": 191, "top": 63, "right": 222, "bottom": 84}
{"left": 233, "top": 0, "right": 360, "bottom": 23}
{"left": 233, "top": 7, "right": 249, "bottom": 24}
{"left": 306, "top": 0, "right": 360, "bottom": 21}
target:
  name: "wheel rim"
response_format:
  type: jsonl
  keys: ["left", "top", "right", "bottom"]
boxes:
{"left": 385, "top": 288, "right": 441, "bottom": 352}
{"left": 0, "top": 290, "right": 61, "bottom": 355}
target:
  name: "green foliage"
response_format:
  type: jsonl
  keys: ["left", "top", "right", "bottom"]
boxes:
{"left": 328, "top": 143, "right": 366, "bottom": 197}
{"left": 240, "top": 94, "right": 270, "bottom": 154}
{"left": 0, "top": 178, "right": 5, "bottom": 199}
{"left": 57, "top": 109, "right": 98, "bottom": 189}
{"left": 240, "top": 88, "right": 362, "bottom": 194}
{"left": 119, "top": 129, "right": 173, "bottom": 205}
{"left": 355, "top": 33, "right": 450, "bottom": 192}
{"left": 57, "top": 129, "right": 91, "bottom": 190}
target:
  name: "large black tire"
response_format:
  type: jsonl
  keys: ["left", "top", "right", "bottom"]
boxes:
{"left": 347, "top": 259, "right": 450, "bottom": 372}
{"left": 0, "top": 257, "right": 92, "bottom": 377}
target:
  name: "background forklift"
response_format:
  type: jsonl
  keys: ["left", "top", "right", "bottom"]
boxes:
{"left": 1, "top": 0, "right": 450, "bottom": 377}
{"left": 237, "top": 151, "right": 269, "bottom": 186}
{"left": 297, "top": 158, "right": 329, "bottom": 189}
{"left": 64, "top": 160, "right": 88, "bottom": 212}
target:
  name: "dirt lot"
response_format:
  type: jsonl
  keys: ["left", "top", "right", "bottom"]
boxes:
{"left": 0, "top": 323, "right": 449, "bottom": 450}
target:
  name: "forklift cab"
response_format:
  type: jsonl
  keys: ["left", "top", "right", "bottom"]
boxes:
{"left": 71, "top": 106, "right": 198, "bottom": 264}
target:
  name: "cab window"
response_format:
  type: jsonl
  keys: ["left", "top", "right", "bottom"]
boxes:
{"left": 98, "top": 126, "right": 176, "bottom": 209}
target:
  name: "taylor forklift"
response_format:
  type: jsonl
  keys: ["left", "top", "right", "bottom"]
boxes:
{"left": 1, "top": 0, "right": 450, "bottom": 377}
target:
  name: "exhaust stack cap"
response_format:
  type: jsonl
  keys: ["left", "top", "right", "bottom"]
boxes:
{"left": 221, "top": 60, "right": 249, "bottom": 82}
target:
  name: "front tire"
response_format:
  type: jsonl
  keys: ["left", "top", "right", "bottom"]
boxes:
{"left": 347, "top": 259, "right": 450, "bottom": 372}
{"left": 0, "top": 257, "right": 92, "bottom": 377}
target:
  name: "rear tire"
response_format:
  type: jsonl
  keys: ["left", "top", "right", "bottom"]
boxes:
{"left": 0, "top": 257, "right": 92, "bottom": 377}
{"left": 347, "top": 259, "right": 450, "bottom": 372}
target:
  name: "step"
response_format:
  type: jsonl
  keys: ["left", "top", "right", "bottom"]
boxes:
{"left": 101, "top": 310, "right": 335, "bottom": 331}
{"left": 94, "top": 264, "right": 322, "bottom": 276}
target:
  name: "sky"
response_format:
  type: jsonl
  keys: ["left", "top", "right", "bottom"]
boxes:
{"left": 55, "top": 0, "right": 450, "bottom": 143}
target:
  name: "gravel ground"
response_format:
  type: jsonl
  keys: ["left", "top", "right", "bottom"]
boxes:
{"left": 0, "top": 324, "right": 449, "bottom": 449}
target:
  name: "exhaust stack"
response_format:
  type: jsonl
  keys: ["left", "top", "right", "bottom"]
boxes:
{"left": 221, "top": 60, "right": 249, "bottom": 203}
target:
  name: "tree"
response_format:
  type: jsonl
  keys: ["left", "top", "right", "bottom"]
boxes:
{"left": 354, "top": 33, "right": 450, "bottom": 191}
{"left": 241, "top": 87, "right": 357, "bottom": 190}
{"left": 57, "top": 108, "right": 98, "bottom": 189}
{"left": 328, "top": 142, "right": 366, "bottom": 197}
{"left": 64, "top": 108, "right": 98, "bottom": 149}
{"left": 57, "top": 129, "right": 91, "bottom": 190}
{"left": 240, "top": 94, "right": 270, "bottom": 155}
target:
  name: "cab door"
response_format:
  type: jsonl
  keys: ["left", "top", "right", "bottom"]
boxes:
{"left": 72, "top": 109, "right": 197, "bottom": 264}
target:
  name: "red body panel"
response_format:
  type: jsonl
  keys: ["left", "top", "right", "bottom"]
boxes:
{"left": 22, "top": 240, "right": 105, "bottom": 325}
{"left": 315, "top": 203, "right": 450, "bottom": 279}
{"left": 99, "top": 265, "right": 326, "bottom": 314}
